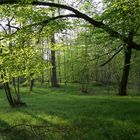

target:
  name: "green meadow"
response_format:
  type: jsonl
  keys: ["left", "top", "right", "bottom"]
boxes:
{"left": 0, "top": 84, "right": 140, "bottom": 140}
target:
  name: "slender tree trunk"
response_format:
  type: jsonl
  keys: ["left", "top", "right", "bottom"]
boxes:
{"left": 95, "top": 59, "right": 99, "bottom": 82}
{"left": 63, "top": 50, "right": 67, "bottom": 85}
{"left": 17, "top": 77, "right": 20, "bottom": 101}
{"left": 12, "top": 78, "right": 18, "bottom": 97}
{"left": 12, "top": 77, "right": 20, "bottom": 101}
{"left": 41, "top": 46, "right": 45, "bottom": 86}
{"left": 119, "top": 46, "right": 132, "bottom": 96}
{"left": 30, "top": 79, "right": 34, "bottom": 91}
{"left": 0, "top": 19, "right": 25, "bottom": 107}
{"left": 51, "top": 36, "right": 59, "bottom": 87}
{"left": 58, "top": 52, "right": 61, "bottom": 83}
{"left": 3, "top": 82, "right": 15, "bottom": 107}
{"left": 0, "top": 47, "right": 15, "bottom": 107}
{"left": 41, "top": 71, "right": 44, "bottom": 85}
{"left": 138, "top": 71, "right": 140, "bottom": 91}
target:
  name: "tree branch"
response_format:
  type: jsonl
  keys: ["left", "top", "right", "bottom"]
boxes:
{"left": 6, "top": 25, "right": 20, "bottom": 30}
{"left": 100, "top": 46, "right": 123, "bottom": 67}
{"left": 89, "top": 46, "right": 122, "bottom": 62}
{"left": 4, "top": 14, "right": 77, "bottom": 39}
{"left": 0, "top": 1, "right": 140, "bottom": 50}
{"left": 0, "top": 24, "right": 7, "bottom": 34}
{"left": 31, "top": 1, "right": 140, "bottom": 50}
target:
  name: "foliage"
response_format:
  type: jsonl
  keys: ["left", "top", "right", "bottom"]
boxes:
{"left": 102, "top": 0, "right": 140, "bottom": 36}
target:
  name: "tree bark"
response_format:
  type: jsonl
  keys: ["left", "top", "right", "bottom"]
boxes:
{"left": 3, "top": 82, "right": 15, "bottom": 107}
{"left": 30, "top": 79, "right": 34, "bottom": 91}
{"left": 12, "top": 78, "right": 17, "bottom": 94}
{"left": 51, "top": 36, "right": 59, "bottom": 87}
{"left": 138, "top": 71, "right": 140, "bottom": 91}
{"left": 17, "top": 77, "right": 20, "bottom": 101}
{"left": 57, "top": 52, "right": 61, "bottom": 83}
{"left": 119, "top": 46, "right": 132, "bottom": 96}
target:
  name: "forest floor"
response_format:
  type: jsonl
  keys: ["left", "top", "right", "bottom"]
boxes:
{"left": 0, "top": 84, "right": 140, "bottom": 140}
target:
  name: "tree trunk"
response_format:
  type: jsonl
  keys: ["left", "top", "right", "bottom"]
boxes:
{"left": 1, "top": 70, "right": 15, "bottom": 107}
{"left": 41, "top": 72, "right": 44, "bottom": 86}
{"left": 17, "top": 77, "right": 20, "bottom": 101}
{"left": 58, "top": 52, "right": 61, "bottom": 83}
{"left": 30, "top": 79, "right": 34, "bottom": 91}
{"left": 51, "top": 36, "right": 59, "bottom": 87}
{"left": 3, "top": 82, "right": 15, "bottom": 107}
{"left": 12, "top": 78, "right": 18, "bottom": 97}
{"left": 138, "top": 71, "right": 140, "bottom": 91}
{"left": 1, "top": 47, "right": 15, "bottom": 107}
{"left": 119, "top": 46, "right": 132, "bottom": 96}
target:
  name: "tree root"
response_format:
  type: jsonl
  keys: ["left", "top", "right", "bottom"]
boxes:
{"left": 0, "top": 124, "right": 71, "bottom": 133}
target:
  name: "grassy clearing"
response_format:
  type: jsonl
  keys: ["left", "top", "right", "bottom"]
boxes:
{"left": 0, "top": 84, "right": 140, "bottom": 140}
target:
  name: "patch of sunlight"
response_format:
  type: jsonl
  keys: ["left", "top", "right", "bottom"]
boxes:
{"left": 37, "top": 113, "right": 69, "bottom": 125}
{"left": 106, "top": 118, "right": 140, "bottom": 128}
{"left": 0, "top": 112, "right": 39, "bottom": 125}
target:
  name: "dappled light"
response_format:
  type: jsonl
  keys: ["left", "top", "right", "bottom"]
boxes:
{"left": 0, "top": 0, "right": 140, "bottom": 139}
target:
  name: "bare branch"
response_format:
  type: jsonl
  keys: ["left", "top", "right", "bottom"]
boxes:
{"left": 6, "top": 24, "right": 20, "bottom": 30}
{"left": 100, "top": 46, "right": 123, "bottom": 67}
{"left": 89, "top": 46, "right": 121, "bottom": 62}
{"left": 76, "top": 0, "right": 84, "bottom": 7}
{"left": 13, "top": 14, "right": 77, "bottom": 31}
{"left": 0, "top": 24, "right": 7, "bottom": 34}
{"left": 1, "top": 14, "right": 77, "bottom": 40}
{"left": 7, "top": 16, "right": 14, "bottom": 24}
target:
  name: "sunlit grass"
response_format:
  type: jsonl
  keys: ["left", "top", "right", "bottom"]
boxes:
{"left": 0, "top": 84, "right": 140, "bottom": 140}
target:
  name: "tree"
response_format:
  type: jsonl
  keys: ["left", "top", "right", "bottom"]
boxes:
{"left": 102, "top": 0, "right": 140, "bottom": 95}
{"left": 0, "top": 7, "right": 50, "bottom": 107}
{"left": 0, "top": 0, "right": 140, "bottom": 95}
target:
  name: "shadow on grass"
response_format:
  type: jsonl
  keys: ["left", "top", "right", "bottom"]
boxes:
{"left": 1, "top": 85, "right": 140, "bottom": 140}
{"left": 0, "top": 118, "right": 76, "bottom": 140}
{"left": 0, "top": 119, "right": 37, "bottom": 140}
{"left": 15, "top": 95, "right": 140, "bottom": 140}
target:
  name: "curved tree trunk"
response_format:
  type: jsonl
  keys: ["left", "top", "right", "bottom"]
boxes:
{"left": 119, "top": 46, "right": 132, "bottom": 96}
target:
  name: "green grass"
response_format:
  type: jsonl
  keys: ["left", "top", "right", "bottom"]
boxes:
{"left": 0, "top": 84, "right": 140, "bottom": 140}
